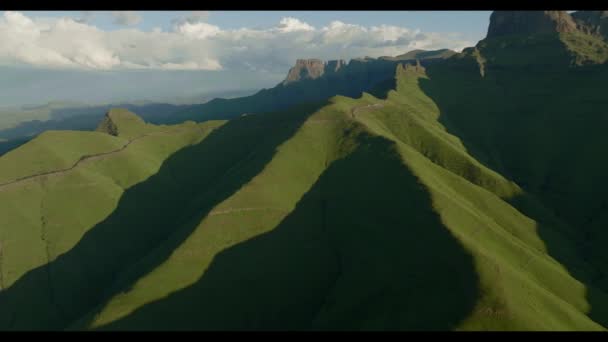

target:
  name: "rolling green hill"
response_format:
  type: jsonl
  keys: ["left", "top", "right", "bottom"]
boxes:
{"left": 1, "top": 10, "right": 608, "bottom": 331}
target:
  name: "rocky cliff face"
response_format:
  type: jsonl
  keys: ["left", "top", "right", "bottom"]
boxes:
{"left": 281, "top": 50, "right": 455, "bottom": 86}
{"left": 96, "top": 112, "right": 120, "bottom": 136}
{"left": 486, "top": 11, "right": 578, "bottom": 39}
{"left": 282, "top": 59, "right": 350, "bottom": 85}
{"left": 326, "top": 59, "right": 347, "bottom": 73}
{"left": 572, "top": 11, "right": 608, "bottom": 39}
{"left": 282, "top": 59, "right": 326, "bottom": 85}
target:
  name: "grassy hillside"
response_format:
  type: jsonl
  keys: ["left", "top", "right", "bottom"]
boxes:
{"left": 0, "top": 112, "right": 225, "bottom": 329}
{"left": 2, "top": 31, "right": 608, "bottom": 331}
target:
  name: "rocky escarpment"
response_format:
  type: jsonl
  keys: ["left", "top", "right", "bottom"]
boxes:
{"left": 486, "top": 11, "right": 578, "bottom": 39}
{"left": 96, "top": 112, "right": 120, "bottom": 136}
{"left": 572, "top": 11, "right": 608, "bottom": 39}
{"left": 281, "top": 51, "right": 452, "bottom": 86}
{"left": 477, "top": 10, "right": 608, "bottom": 68}
{"left": 282, "top": 59, "right": 327, "bottom": 85}
{"left": 282, "top": 59, "right": 352, "bottom": 85}
{"left": 325, "top": 59, "right": 347, "bottom": 74}
{"left": 95, "top": 109, "right": 148, "bottom": 138}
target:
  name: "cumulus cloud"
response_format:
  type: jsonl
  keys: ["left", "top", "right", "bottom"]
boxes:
{"left": 0, "top": 11, "right": 474, "bottom": 72}
{"left": 277, "top": 17, "right": 314, "bottom": 32}
{"left": 175, "top": 21, "right": 221, "bottom": 39}
{"left": 111, "top": 11, "right": 142, "bottom": 26}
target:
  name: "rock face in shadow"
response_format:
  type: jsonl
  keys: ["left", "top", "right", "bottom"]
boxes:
{"left": 326, "top": 59, "right": 347, "bottom": 74}
{"left": 95, "top": 112, "right": 120, "bottom": 136}
{"left": 486, "top": 11, "right": 578, "bottom": 38}
{"left": 572, "top": 11, "right": 608, "bottom": 39}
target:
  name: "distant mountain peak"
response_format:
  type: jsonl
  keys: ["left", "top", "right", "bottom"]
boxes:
{"left": 96, "top": 108, "right": 146, "bottom": 137}
{"left": 282, "top": 59, "right": 327, "bottom": 85}
{"left": 486, "top": 11, "right": 578, "bottom": 39}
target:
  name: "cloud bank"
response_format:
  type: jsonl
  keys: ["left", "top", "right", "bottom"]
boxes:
{"left": 0, "top": 11, "right": 474, "bottom": 73}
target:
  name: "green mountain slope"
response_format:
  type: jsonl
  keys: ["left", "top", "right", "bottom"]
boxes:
{"left": 2, "top": 10, "right": 608, "bottom": 331}
{"left": 0, "top": 112, "right": 225, "bottom": 329}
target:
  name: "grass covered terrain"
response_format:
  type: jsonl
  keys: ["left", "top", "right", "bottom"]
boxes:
{"left": 1, "top": 31, "right": 608, "bottom": 331}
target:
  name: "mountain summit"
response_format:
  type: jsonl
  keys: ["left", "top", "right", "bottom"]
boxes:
{"left": 282, "top": 59, "right": 347, "bottom": 85}
{"left": 486, "top": 11, "right": 578, "bottom": 38}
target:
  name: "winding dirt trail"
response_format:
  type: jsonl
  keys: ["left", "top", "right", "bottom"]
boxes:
{"left": 0, "top": 127, "right": 197, "bottom": 191}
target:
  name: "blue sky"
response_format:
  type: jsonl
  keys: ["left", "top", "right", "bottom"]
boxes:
{"left": 1, "top": 11, "right": 494, "bottom": 107}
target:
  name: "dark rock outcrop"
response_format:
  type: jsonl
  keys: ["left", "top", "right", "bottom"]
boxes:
{"left": 486, "top": 11, "right": 578, "bottom": 39}
{"left": 326, "top": 59, "right": 346, "bottom": 73}
{"left": 96, "top": 112, "right": 119, "bottom": 136}
{"left": 282, "top": 59, "right": 325, "bottom": 85}
{"left": 572, "top": 11, "right": 608, "bottom": 39}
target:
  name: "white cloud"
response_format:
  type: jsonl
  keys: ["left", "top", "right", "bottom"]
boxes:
{"left": 175, "top": 21, "right": 221, "bottom": 39}
{"left": 111, "top": 11, "right": 142, "bottom": 26}
{"left": 0, "top": 11, "right": 474, "bottom": 72}
{"left": 277, "top": 17, "right": 314, "bottom": 32}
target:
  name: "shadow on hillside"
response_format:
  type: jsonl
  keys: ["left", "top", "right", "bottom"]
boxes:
{"left": 418, "top": 62, "right": 608, "bottom": 328}
{"left": 97, "top": 135, "right": 479, "bottom": 331}
{"left": 0, "top": 138, "right": 30, "bottom": 156}
{"left": 0, "top": 101, "right": 327, "bottom": 331}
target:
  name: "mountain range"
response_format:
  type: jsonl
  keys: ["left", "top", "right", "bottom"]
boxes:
{"left": 1, "top": 10, "right": 608, "bottom": 330}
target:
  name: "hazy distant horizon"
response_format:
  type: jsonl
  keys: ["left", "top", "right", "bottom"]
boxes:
{"left": 0, "top": 66, "right": 281, "bottom": 109}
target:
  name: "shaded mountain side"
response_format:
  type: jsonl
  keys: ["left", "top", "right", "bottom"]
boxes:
{"left": 572, "top": 11, "right": 608, "bottom": 40}
{"left": 417, "top": 26, "right": 608, "bottom": 327}
{"left": 479, "top": 11, "right": 608, "bottom": 67}
{"left": 0, "top": 138, "right": 29, "bottom": 157}
{"left": 384, "top": 49, "right": 457, "bottom": 61}
{"left": 487, "top": 11, "right": 578, "bottom": 39}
